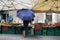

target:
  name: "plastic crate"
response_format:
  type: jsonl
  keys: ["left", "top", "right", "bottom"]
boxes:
{"left": 2, "top": 27, "right": 15, "bottom": 34}
{"left": 26, "top": 27, "right": 32, "bottom": 36}
{"left": 47, "top": 27, "right": 55, "bottom": 36}
{"left": 26, "top": 29, "right": 31, "bottom": 36}
{"left": 34, "top": 30, "right": 42, "bottom": 36}
{"left": 15, "top": 27, "right": 23, "bottom": 34}
{"left": 55, "top": 31, "right": 60, "bottom": 36}
{"left": 55, "top": 27, "right": 60, "bottom": 36}
{"left": 42, "top": 28, "right": 47, "bottom": 36}
{"left": 0, "top": 25, "right": 1, "bottom": 34}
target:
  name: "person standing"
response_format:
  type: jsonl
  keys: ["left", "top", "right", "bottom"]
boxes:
{"left": 17, "top": 9, "right": 35, "bottom": 37}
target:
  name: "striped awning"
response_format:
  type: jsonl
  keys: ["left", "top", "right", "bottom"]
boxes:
{"left": 0, "top": 0, "right": 38, "bottom": 10}
{"left": 33, "top": 0, "right": 60, "bottom": 13}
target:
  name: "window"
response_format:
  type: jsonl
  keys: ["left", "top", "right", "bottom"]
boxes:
{"left": 46, "top": 13, "right": 52, "bottom": 22}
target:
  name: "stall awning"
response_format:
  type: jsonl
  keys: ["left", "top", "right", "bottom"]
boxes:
{"left": 33, "top": 0, "right": 60, "bottom": 13}
{"left": 0, "top": 0, "right": 37, "bottom": 10}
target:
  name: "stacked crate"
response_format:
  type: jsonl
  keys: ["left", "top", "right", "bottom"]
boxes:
{"left": 2, "top": 26, "right": 15, "bottom": 34}
{"left": 47, "top": 27, "right": 55, "bottom": 36}
{"left": 42, "top": 28, "right": 47, "bottom": 36}
{"left": 34, "top": 30, "right": 42, "bottom": 36}
{"left": 0, "top": 25, "right": 1, "bottom": 34}
{"left": 55, "top": 27, "right": 60, "bottom": 36}
{"left": 34, "top": 25, "right": 43, "bottom": 36}
{"left": 26, "top": 27, "right": 32, "bottom": 36}
{"left": 15, "top": 26, "right": 23, "bottom": 34}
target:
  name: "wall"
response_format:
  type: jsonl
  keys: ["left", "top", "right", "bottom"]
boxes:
{"left": 9, "top": 10, "right": 60, "bottom": 24}
{"left": 9, "top": 10, "right": 46, "bottom": 24}
{"left": 9, "top": 10, "right": 23, "bottom": 23}
{"left": 18, "top": 12, "right": 45, "bottom": 24}
{"left": 52, "top": 13, "right": 57, "bottom": 24}
{"left": 57, "top": 14, "right": 60, "bottom": 22}
{"left": 33, "top": 13, "right": 46, "bottom": 23}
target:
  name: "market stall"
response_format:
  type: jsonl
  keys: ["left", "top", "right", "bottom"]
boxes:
{"left": 33, "top": 0, "right": 60, "bottom": 27}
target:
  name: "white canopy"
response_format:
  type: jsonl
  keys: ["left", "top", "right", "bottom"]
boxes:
{"left": 0, "top": 0, "right": 38, "bottom": 10}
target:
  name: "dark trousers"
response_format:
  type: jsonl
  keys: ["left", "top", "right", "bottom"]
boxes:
{"left": 23, "top": 21, "right": 29, "bottom": 32}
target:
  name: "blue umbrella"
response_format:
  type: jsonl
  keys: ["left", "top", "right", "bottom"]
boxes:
{"left": 17, "top": 9, "right": 35, "bottom": 21}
